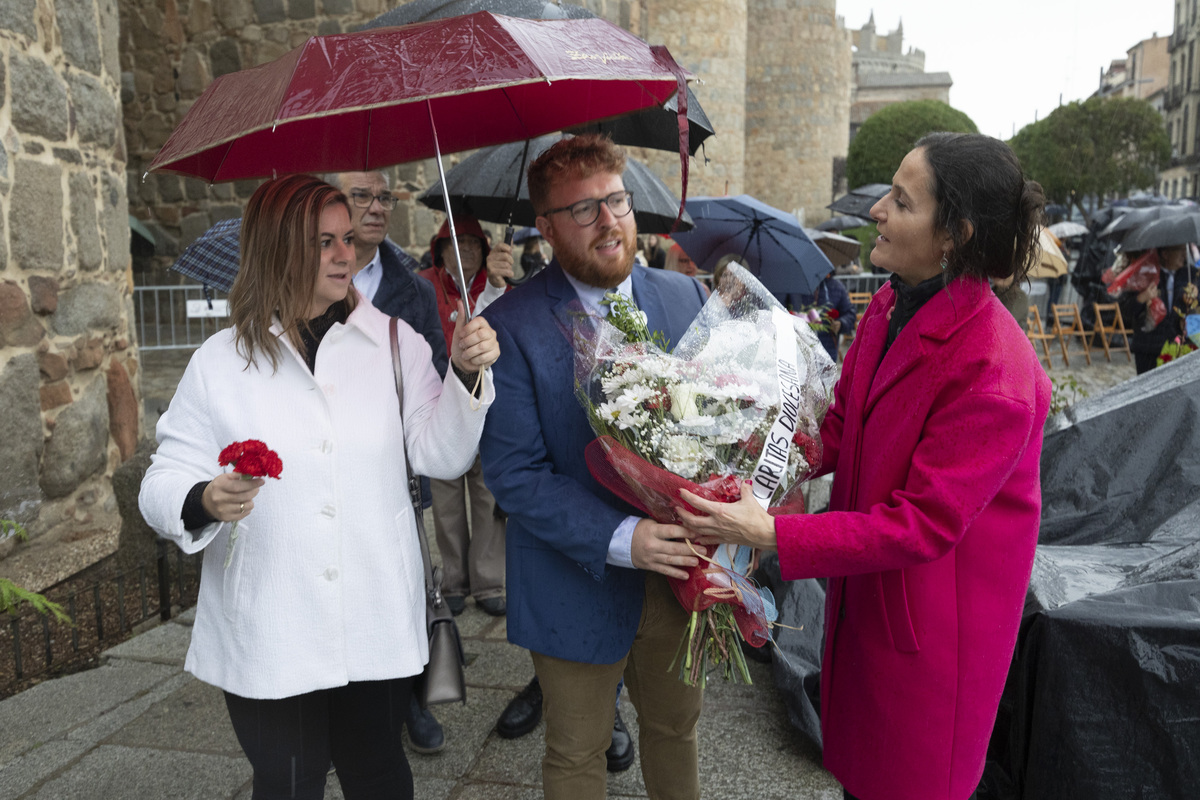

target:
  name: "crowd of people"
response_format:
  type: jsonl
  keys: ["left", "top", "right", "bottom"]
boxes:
{"left": 139, "top": 129, "right": 1187, "bottom": 800}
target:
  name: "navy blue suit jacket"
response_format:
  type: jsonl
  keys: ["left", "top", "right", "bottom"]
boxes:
{"left": 375, "top": 240, "right": 448, "bottom": 378}
{"left": 480, "top": 261, "right": 707, "bottom": 663}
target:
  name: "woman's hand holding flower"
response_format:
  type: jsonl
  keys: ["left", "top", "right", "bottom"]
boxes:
{"left": 202, "top": 472, "right": 264, "bottom": 522}
{"left": 451, "top": 300, "right": 500, "bottom": 375}
{"left": 677, "top": 481, "right": 778, "bottom": 552}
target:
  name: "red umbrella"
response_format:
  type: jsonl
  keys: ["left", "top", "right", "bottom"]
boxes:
{"left": 149, "top": 12, "right": 689, "bottom": 183}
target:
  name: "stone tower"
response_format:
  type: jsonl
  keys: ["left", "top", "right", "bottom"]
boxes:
{"left": 744, "top": 0, "right": 852, "bottom": 225}
{"left": 0, "top": 0, "right": 134, "bottom": 582}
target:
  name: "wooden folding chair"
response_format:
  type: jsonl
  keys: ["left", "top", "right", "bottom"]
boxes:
{"left": 1050, "top": 303, "right": 1091, "bottom": 367}
{"left": 848, "top": 291, "right": 872, "bottom": 313}
{"left": 1026, "top": 305, "right": 1060, "bottom": 369}
{"left": 1089, "top": 302, "right": 1133, "bottom": 363}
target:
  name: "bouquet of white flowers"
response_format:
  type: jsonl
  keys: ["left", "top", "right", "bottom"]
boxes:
{"left": 573, "top": 264, "right": 836, "bottom": 685}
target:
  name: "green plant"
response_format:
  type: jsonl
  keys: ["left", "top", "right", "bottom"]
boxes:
{"left": 0, "top": 521, "right": 72, "bottom": 624}
{"left": 1049, "top": 374, "right": 1088, "bottom": 416}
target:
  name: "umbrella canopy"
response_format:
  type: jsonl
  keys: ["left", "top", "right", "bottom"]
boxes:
{"left": 1121, "top": 211, "right": 1200, "bottom": 252}
{"left": 1028, "top": 228, "right": 1069, "bottom": 279}
{"left": 363, "top": 2, "right": 714, "bottom": 157}
{"left": 150, "top": 12, "right": 688, "bottom": 182}
{"left": 669, "top": 195, "right": 834, "bottom": 296}
{"left": 816, "top": 214, "right": 871, "bottom": 232}
{"left": 826, "top": 183, "right": 890, "bottom": 218}
{"left": 170, "top": 218, "right": 241, "bottom": 291}
{"left": 1099, "top": 204, "right": 1192, "bottom": 239}
{"left": 805, "top": 228, "right": 860, "bottom": 268}
{"left": 511, "top": 226, "right": 541, "bottom": 243}
{"left": 1048, "top": 221, "right": 1089, "bottom": 239}
{"left": 418, "top": 134, "right": 693, "bottom": 234}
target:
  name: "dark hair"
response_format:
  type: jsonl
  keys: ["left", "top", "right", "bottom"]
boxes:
{"left": 915, "top": 132, "right": 1044, "bottom": 283}
{"left": 230, "top": 174, "right": 354, "bottom": 372}
{"left": 527, "top": 134, "right": 626, "bottom": 215}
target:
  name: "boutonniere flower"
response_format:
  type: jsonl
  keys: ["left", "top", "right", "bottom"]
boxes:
{"left": 218, "top": 440, "right": 282, "bottom": 567}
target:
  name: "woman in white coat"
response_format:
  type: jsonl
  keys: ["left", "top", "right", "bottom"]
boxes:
{"left": 139, "top": 174, "right": 499, "bottom": 800}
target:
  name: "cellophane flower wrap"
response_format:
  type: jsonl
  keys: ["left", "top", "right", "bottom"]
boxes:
{"left": 572, "top": 264, "right": 836, "bottom": 685}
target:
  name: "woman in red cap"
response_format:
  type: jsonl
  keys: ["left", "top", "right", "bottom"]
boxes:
{"left": 418, "top": 215, "right": 512, "bottom": 616}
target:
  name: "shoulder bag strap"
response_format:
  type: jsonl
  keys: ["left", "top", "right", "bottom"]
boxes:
{"left": 390, "top": 317, "right": 444, "bottom": 613}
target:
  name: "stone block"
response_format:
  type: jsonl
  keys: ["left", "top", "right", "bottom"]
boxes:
{"left": 56, "top": 0, "right": 103, "bottom": 75}
{"left": 317, "top": 19, "right": 341, "bottom": 36}
{"left": 40, "top": 373, "right": 110, "bottom": 499}
{"left": 38, "top": 350, "right": 69, "bottom": 380}
{"left": 69, "top": 172, "right": 104, "bottom": 272}
{"left": 53, "top": 281, "right": 123, "bottom": 336}
{"left": 11, "top": 53, "right": 69, "bottom": 142}
{"left": 162, "top": 0, "right": 184, "bottom": 44}
{"left": 102, "top": 172, "right": 131, "bottom": 271}
{"left": 322, "top": 0, "right": 353, "bottom": 14}
{"left": 106, "top": 359, "right": 138, "bottom": 461}
{"left": 209, "top": 37, "right": 243, "bottom": 79}
{"left": 180, "top": 212, "right": 213, "bottom": 243}
{"left": 53, "top": 148, "right": 83, "bottom": 164}
{"left": 0, "top": 0, "right": 37, "bottom": 39}
{"left": 40, "top": 380, "right": 74, "bottom": 410}
{"left": 0, "top": 355, "right": 44, "bottom": 524}
{"left": 99, "top": 0, "right": 120, "bottom": 78}
{"left": 74, "top": 336, "right": 105, "bottom": 370}
{"left": 0, "top": 281, "right": 46, "bottom": 347}
{"left": 254, "top": 0, "right": 286, "bottom": 23}
{"left": 111, "top": 436, "right": 157, "bottom": 559}
{"left": 183, "top": 177, "right": 210, "bottom": 200}
{"left": 156, "top": 174, "right": 183, "bottom": 203}
{"left": 210, "top": 203, "right": 242, "bottom": 221}
{"left": 176, "top": 49, "right": 211, "bottom": 99}
{"left": 186, "top": 0, "right": 214, "bottom": 36}
{"left": 213, "top": 0, "right": 252, "bottom": 29}
{"left": 29, "top": 276, "right": 60, "bottom": 315}
{"left": 289, "top": 0, "right": 315, "bottom": 20}
{"left": 11, "top": 160, "right": 65, "bottom": 272}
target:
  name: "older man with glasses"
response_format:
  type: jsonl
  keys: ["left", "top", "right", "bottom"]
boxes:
{"left": 479, "top": 135, "right": 708, "bottom": 800}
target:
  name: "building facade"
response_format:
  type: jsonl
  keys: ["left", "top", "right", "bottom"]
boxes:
{"left": 1164, "top": 2, "right": 1200, "bottom": 198}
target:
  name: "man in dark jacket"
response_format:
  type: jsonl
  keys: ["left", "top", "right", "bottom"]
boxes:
{"left": 328, "top": 170, "right": 448, "bottom": 754}
{"left": 781, "top": 272, "right": 858, "bottom": 363}
{"left": 1119, "top": 244, "right": 1200, "bottom": 374}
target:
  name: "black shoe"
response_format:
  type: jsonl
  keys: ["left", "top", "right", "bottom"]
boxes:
{"left": 478, "top": 596, "right": 506, "bottom": 616}
{"left": 496, "top": 677, "right": 542, "bottom": 739}
{"left": 606, "top": 708, "right": 634, "bottom": 773}
{"left": 405, "top": 695, "right": 445, "bottom": 755}
{"left": 445, "top": 595, "right": 466, "bottom": 616}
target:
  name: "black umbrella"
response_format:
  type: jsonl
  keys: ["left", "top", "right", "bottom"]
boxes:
{"left": 827, "top": 183, "right": 890, "bottom": 218}
{"left": 419, "top": 134, "right": 693, "bottom": 234}
{"left": 1099, "top": 204, "right": 1191, "bottom": 239}
{"left": 816, "top": 214, "right": 871, "bottom": 232}
{"left": 1121, "top": 211, "right": 1200, "bottom": 251}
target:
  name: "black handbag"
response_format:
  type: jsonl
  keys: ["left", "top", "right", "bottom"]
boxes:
{"left": 390, "top": 317, "right": 467, "bottom": 708}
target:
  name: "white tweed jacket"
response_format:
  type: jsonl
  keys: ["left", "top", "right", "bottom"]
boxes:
{"left": 139, "top": 295, "right": 493, "bottom": 699}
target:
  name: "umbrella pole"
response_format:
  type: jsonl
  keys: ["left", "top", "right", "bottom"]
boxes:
{"left": 428, "top": 102, "right": 473, "bottom": 322}
{"left": 505, "top": 139, "right": 532, "bottom": 249}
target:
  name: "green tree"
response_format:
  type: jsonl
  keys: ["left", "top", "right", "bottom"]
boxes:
{"left": 1009, "top": 97, "right": 1169, "bottom": 220}
{"left": 0, "top": 520, "right": 71, "bottom": 623}
{"left": 846, "top": 100, "right": 979, "bottom": 189}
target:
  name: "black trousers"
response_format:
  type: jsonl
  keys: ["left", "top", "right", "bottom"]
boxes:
{"left": 844, "top": 790, "right": 977, "bottom": 800}
{"left": 224, "top": 677, "right": 416, "bottom": 800}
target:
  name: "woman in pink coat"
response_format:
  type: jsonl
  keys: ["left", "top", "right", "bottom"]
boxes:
{"left": 679, "top": 133, "right": 1051, "bottom": 800}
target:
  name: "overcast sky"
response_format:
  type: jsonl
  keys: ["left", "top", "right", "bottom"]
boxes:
{"left": 836, "top": 0, "right": 1177, "bottom": 140}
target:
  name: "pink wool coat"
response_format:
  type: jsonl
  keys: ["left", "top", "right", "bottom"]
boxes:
{"left": 776, "top": 276, "right": 1050, "bottom": 800}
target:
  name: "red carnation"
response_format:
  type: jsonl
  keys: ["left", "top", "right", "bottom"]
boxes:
{"left": 826, "top": 309, "right": 840, "bottom": 320}
{"left": 219, "top": 439, "right": 283, "bottom": 479}
{"left": 792, "top": 430, "right": 821, "bottom": 470}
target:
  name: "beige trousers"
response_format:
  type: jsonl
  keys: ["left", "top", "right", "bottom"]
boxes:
{"left": 531, "top": 573, "right": 703, "bottom": 800}
{"left": 429, "top": 453, "right": 505, "bottom": 600}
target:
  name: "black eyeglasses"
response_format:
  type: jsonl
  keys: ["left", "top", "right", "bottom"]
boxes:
{"left": 541, "top": 191, "right": 634, "bottom": 226}
{"left": 348, "top": 190, "right": 399, "bottom": 210}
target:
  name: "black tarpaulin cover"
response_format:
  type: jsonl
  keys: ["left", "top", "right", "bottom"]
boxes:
{"left": 768, "top": 354, "right": 1200, "bottom": 798}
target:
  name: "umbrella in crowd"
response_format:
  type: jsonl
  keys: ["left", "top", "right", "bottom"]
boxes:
{"left": 1120, "top": 211, "right": 1200, "bottom": 252}
{"left": 363, "top": 0, "right": 715, "bottom": 158}
{"left": 1047, "top": 221, "right": 1089, "bottom": 239}
{"left": 1027, "top": 228, "right": 1068, "bottom": 280}
{"left": 826, "top": 183, "right": 890, "bottom": 218}
{"left": 669, "top": 195, "right": 834, "bottom": 296}
{"left": 511, "top": 226, "right": 541, "bottom": 243}
{"left": 816, "top": 214, "right": 871, "bottom": 232}
{"left": 1099, "top": 204, "right": 1191, "bottom": 239}
{"left": 805, "top": 228, "right": 860, "bottom": 268}
{"left": 418, "top": 134, "right": 694, "bottom": 234}
{"left": 170, "top": 218, "right": 241, "bottom": 290}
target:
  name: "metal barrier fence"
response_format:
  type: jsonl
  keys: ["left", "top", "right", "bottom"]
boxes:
{"left": 134, "top": 285, "right": 231, "bottom": 351}
{"left": 834, "top": 273, "right": 889, "bottom": 296}
{"left": 0, "top": 541, "right": 202, "bottom": 698}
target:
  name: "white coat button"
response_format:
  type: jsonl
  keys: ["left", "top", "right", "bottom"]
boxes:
{"left": 325, "top": 567, "right": 339, "bottom": 581}
{"left": 320, "top": 440, "right": 333, "bottom": 454}
{"left": 321, "top": 505, "right": 336, "bottom": 518}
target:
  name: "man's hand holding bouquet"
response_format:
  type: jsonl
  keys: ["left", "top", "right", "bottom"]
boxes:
{"left": 573, "top": 264, "right": 836, "bottom": 685}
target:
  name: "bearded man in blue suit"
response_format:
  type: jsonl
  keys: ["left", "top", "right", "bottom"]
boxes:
{"left": 480, "top": 135, "right": 706, "bottom": 800}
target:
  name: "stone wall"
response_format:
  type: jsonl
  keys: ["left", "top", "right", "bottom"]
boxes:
{"left": 0, "top": 0, "right": 135, "bottom": 588}
{"left": 744, "top": 0, "right": 851, "bottom": 225}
